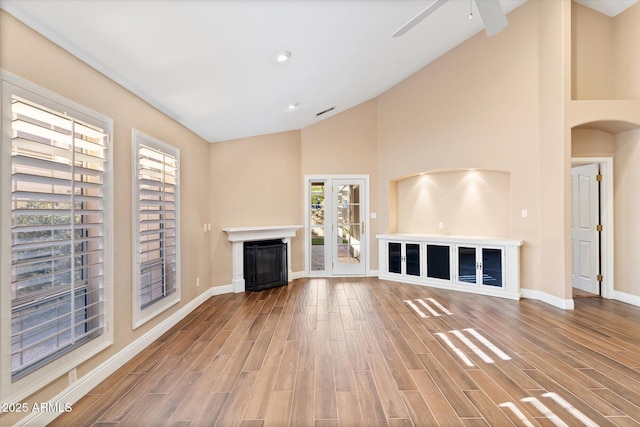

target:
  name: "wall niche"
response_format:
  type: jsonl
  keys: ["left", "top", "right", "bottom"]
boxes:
{"left": 395, "top": 169, "right": 511, "bottom": 238}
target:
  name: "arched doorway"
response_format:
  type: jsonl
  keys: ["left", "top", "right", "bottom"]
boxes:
{"left": 570, "top": 120, "right": 640, "bottom": 305}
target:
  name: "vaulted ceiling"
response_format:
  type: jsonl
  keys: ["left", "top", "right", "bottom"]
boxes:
{"left": 1, "top": 0, "right": 636, "bottom": 142}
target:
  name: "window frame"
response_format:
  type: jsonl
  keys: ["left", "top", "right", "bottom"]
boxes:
{"left": 0, "top": 71, "right": 114, "bottom": 402}
{"left": 131, "top": 129, "right": 181, "bottom": 329}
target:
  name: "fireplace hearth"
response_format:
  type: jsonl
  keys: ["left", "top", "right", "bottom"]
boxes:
{"left": 243, "top": 239, "right": 287, "bottom": 292}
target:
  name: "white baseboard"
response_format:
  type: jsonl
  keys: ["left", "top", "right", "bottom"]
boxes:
{"left": 291, "top": 270, "right": 305, "bottom": 280}
{"left": 211, "top": 284, "right": 233, "bottom": 295}
{"left": 612, "top": 290, "right": 640, "bottom": 308}
{"left": 521, "top": 288, "right": 575, "bottom": 310}
{"left": 16, "top": 287, "right": 227, "bottom": 427}
{"left": 523, "top": 288, "right": 640, "bottom": 310}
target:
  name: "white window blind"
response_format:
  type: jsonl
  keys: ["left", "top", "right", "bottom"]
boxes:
{"left": 10, "top": 95, "right": 107, "bottom": 380}
{"left": 133, "top": 133, "right": 179, "bottom": 322}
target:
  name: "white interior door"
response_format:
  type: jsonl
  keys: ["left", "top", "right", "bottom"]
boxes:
{"left": 571, "top": 163, "right": 600, "bottom": 294}
{"left": 332, "top": 179, "right": 366, "bottom": 276}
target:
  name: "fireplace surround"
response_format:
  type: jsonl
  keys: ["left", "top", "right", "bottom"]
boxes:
{"left": 223, "top": 225, "right": 302, "bottom": 293}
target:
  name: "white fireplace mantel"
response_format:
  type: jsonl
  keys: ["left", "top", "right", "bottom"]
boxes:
{"left": 223, "top": 225, "right": 302, "bottom": 293}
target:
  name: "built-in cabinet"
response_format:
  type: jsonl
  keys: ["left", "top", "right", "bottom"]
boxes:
{"left": 377, "top": 234, "right": 523, "bottom": 300}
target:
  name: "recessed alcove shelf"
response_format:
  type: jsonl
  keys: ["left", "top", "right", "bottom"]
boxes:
{"left": 223, "top": 225, "right": 302, "bottom": 293}
{"left": 393, "top": 169, "right": 512, "bottom": 237}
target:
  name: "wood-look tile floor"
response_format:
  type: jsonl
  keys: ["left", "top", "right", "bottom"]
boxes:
{"left": 51, "top": 278, "right": 640, "bottom": 426}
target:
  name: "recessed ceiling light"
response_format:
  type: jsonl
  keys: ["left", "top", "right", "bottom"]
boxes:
{"left": 275, "top": 51, "right": 291, "bottom": 63}
{"left": 288, "top": 103, "right": 300, "bottom": 110}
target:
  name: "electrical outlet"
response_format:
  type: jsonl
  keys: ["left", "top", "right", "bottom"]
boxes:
{"left": 438, "top": 222, "right": 444, "bottom": 230}
{"left": 196, "top": 277, "right": 200, "bottom": 287}
{"left": 68, "top": 368, "right": 77, "bottom": 384}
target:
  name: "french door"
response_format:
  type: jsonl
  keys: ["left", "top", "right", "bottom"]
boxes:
{"left": 307, "top": 176, "right": 368, "bottom": 276}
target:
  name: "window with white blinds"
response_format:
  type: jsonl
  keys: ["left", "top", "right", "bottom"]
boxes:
{"left": 133, "top": 131, "right": 180, "bottom": 327}
{"left": 8, "top": 93, "right": 109, "bottom": 380}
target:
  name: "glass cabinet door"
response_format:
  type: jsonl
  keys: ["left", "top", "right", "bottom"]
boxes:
{"left": 458, "top": 246, "right": 477, "bottom": 283}
{"left": 405, "top": 243, "right": 421, "bottom": 276}
{"left": 426, "top": 244, "right": 450, "bottom": 280}
{"left": 388, "top": 242, "right": 402, "bottom": 274}
{"left": 482, "top": 248, "right": 503, "bottom": 287}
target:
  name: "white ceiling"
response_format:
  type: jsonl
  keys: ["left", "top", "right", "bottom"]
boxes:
{"left": 1, "top": 0, "right": 636, "bottom": 143}
{"left": 574, "top": 0, "right": 637, "bottom": 16}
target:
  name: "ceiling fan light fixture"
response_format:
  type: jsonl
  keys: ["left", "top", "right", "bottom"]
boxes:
{"left": 275, "top": 51, "right": 291, "bottom": 63}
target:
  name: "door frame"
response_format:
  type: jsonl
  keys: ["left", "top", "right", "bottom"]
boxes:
{"left": 570, "top": 163, "right": 601, "bottom": 295}
{"left": 570, "top": 157, "right": 613, "bottom": 299}
{"left": 304, "top": 174, "right": 370, "bottom": 277}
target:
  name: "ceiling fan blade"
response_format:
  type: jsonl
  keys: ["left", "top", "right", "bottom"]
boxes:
{"left": 475, "top": 0, "right": 508, "bottom": 36}
{"left": 392, "top": 0, "right": 448, "bottom": 38}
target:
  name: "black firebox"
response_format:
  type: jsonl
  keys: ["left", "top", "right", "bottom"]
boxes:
{"left": 243, "top": 239, "right": 288, "bottom": 292}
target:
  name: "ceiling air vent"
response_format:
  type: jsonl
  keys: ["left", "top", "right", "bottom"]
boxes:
{"left": 316, "top": 106, "right": 335, "bottom": 117}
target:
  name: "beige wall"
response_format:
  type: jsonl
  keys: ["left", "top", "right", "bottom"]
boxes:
{"left": 571, "top": 128, "right": 615, "bottom": 157}
{"left": 571, "top": 1, "right": 614, "bottom": 100}
{"left": 572, "top": 0, "right": 640, "bottom": 100}
{"left": 1, "top": 9, "right": 211, "bottom": 424}
{"left": 540, "top": 0, "right": 574, "bottom": 299}
{"left": 395, "top": 170, "right": 511, "bottom": 237}
{"left": 377, "top": 1, "right": 543, "bottom": 292}
{"left": 614, "top": 129, "right": 640, "bottom": 296}
{"left": 301, "top": 99, "right": 378, "bottom": 176}
{"left": 208, "top": 99, "right": 379, "bottom": 286}
{"left": 209, "top": 131, "right": 302, "bottom": 287}
{"left": 614, "top": 2, "right": 640, "bottom": 99}
{"left": 301, "top": 99, "right": 379, "bottom": 270}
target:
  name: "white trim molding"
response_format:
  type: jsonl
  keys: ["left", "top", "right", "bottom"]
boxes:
{"left": 0, "top": 71, "right": 115, "bottom": 403}
{"left": 291, "top": 270, "right": 306, "bottom": 280}
{"left": 612, "top": 290, "right": 640, "bottom": 308}
{"left": 571, "top": 157, "right": 614, "bottom": 300}
{"left": 521, "top": 288, "right": 575, "bottom": 310}
{"left": 131, "top": 129, "right": 181, "bottom": 329}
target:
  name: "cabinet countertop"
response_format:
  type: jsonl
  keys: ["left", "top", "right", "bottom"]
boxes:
{"left": 376, "top": 233, "right": 523, "bottom": 247}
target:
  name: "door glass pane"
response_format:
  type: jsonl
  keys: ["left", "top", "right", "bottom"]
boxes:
{"left": 406, "top": 243, "right": 420, "bottom": 276}
{"left": 482, "top": 248, "right": 503, "bottom": 287}
{"left": 388, "top": 242, "right": 402, "bottom": 274}
{"left": 336, "top": 184, "right": 361, "bottom": 266}
{"left": 427, "top": 244, "right": 450, "bottom": 280}
{"left": 458, "top": 247, "right": 477, "bottom": 283}
{"left": 310, "top": 182, "right": 325, "bottom": 271}
{"left": 311, "top": 227, "right": 325, "bottom": 271}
